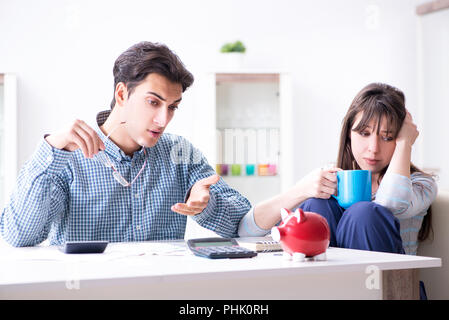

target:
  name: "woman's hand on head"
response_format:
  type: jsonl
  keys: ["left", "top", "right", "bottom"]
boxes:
{"left": 295, "top": 167, "right": 341, "bottom": 200}
{"left": 396, "top": 110, "right": 419, "bottom": 148}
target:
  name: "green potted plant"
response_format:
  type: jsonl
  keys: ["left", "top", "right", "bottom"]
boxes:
{"left": 220, "top": 40, "right": 246, "bottom": 69}
{"left": 220, "top": 40, "right": 246, "bottom": 54}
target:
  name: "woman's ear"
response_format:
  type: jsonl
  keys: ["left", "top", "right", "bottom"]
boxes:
{"left": 114, "top": 82, "right": 128, "bottom": 107}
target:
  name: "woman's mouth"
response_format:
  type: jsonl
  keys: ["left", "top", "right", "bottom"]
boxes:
{"left": 364, "top": 158, "right": 379, "bottom": 166}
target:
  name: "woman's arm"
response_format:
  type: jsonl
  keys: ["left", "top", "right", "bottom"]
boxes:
{"left": 385, "top": 110, "right": 419, "bottom": 178}
{"left": 374, "top": 172, "right": 437, "bottom": 219}
{"left": 375, "top": 110, "right": 436, "bottom": 218}
{"left": 238, "top": 167, "right": 340, "bottom": 235}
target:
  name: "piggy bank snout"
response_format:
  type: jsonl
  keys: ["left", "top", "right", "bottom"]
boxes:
{"left": 273, "top": 209, "right": 330, "bottom": 259}
{"left": 271, "top": 226, "right": 284, "bottom": 242}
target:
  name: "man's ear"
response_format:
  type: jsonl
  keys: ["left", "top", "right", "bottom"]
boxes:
{"left": 114, "top": 82, "right": 128, "bottom": 107}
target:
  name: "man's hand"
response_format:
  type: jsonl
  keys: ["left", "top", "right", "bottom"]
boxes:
{"left": 45, "top": 119, "right": 105, "bottom": 158}
{"left": 171, "top": 174, "right": 220, "bottom": 216}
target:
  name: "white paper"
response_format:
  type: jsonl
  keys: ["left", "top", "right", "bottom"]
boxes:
{"left": 0, "top": 242, "right": 190, "bottom": 263}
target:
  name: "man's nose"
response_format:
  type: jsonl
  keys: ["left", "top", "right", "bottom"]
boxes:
{"left": 153, "top": 108, "right": 169, "bottom": 127}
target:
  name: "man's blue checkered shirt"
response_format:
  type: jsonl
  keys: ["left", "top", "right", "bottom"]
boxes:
{"left": 0, "top": 110, "right": 251, "bottom": 246}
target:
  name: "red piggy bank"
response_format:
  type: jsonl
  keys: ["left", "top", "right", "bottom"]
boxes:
{"left": 271, "top": 208, "right": 330, "bottom": 261}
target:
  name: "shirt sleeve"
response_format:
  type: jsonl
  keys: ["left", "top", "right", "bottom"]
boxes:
{"left": 237, "top": 206, "right": 271, "bottom": 237}
{"left": 179, "top": 139, "right": 252, "bottom": 238}
{"left": 0, "top": 138, "right": 72, "bottom": 247}
{"left": 374, "top": 171, "right": 438, "bottom": 220}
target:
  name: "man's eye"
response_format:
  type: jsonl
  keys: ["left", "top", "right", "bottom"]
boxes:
{"left": 148, "top": 100, "right": 158, "bottom": 106}
{"left": 169, "top": 105, "right": 178, "bottom": 111}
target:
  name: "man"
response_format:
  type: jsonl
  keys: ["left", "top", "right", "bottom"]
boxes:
{"left": 0, "top": 41, "right": 251, "bottom": 246}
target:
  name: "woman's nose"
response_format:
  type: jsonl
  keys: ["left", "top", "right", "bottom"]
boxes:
{"left": 368, "top": 135, "right": 380, "bottom": 153}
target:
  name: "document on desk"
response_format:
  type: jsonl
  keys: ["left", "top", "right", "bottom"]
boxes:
{"left": 0, "top": 242, "right": 190, "bottom": 263}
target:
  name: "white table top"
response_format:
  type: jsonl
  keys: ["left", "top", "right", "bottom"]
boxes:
{"left": 0, "top": 238, "right": 441, "bottom": 286}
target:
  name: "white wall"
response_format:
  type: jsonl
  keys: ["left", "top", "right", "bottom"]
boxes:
{"left": 0, "top": 0, "right": 436, "bottom": 192}
{"left": 418, "top": 8, "right": 449, "bottom": 190}
{"left": 0, "top": 82, "right": 4, "bottom": 208}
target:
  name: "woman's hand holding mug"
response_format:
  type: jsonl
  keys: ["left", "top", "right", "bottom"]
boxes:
{"left": 295, "top": 166, "right": 341, "bottom": 200}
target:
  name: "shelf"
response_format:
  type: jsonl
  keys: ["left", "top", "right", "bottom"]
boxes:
{"left": 216, "top": 73, "right": 279, "bottom": 83}
{"left": 416, "top": 0, "right": 449, "bottom": 15}
{"left": 193, "top": 71, "right": 293, "bottom": 201}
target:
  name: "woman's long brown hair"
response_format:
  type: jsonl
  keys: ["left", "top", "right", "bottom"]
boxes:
{"left": 336, "top": 83, "right": 433, "bottom": 241}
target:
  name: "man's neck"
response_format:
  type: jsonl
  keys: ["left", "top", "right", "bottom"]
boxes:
{"left": 100, "top": 107, "right": 140, "bottom": 157}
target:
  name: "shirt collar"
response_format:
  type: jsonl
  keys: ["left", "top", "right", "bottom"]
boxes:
{"left": 95, "top": 109, "right": 147, "bottom": 162}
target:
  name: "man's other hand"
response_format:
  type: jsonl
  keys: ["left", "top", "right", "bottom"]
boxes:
{"left": 171, "top": 174, "right": 220, "bottom": 216}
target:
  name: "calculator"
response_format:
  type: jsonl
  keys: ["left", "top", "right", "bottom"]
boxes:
{"left": 187, "top": 237, "right": 257, "bottom": 259}
{"left": 59, "top": 241, "right": 109, "bottom": 254}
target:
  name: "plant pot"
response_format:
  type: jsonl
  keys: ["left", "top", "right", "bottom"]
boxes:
{"left": 222, "top": 52, "right": 245, "bottom": 69}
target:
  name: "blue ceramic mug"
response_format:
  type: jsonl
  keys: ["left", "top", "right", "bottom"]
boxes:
{"left": 332, "top": 170, "right": 372, "bottom": 209}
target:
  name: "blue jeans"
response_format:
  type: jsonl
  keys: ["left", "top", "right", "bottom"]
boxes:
{"left": 298, "top": 197, "right": 404, "bottom": 254}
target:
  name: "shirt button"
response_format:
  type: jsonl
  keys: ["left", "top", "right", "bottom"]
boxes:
{"left": 47, "top": 156, "right": 52, "bottom": 162}
{"left": 136, "top": 225, "right": 141, "bottom": 230}
{"left": 135, "top": 193, "right": 139, "bottom": 198}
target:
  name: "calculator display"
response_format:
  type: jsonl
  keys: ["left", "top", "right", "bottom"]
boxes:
{"left": 193, "top": 241, "right": 235, "bottom": 247}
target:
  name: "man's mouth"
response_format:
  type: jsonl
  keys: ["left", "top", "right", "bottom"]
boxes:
{"left": 147, "top": 129, "right": 162, "bottom": 138}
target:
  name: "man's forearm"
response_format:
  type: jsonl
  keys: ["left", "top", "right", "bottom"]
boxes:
{"left": 0, "top": 139, "right": 69, "bottom": 246}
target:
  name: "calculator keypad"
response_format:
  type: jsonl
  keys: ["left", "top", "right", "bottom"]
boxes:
{"left": 192, "top": 245, "right": 257, "bottom": 259}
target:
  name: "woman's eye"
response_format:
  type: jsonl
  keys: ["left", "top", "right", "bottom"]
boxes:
{"left": 383, "top": 136, "right": 394, "bottom": 141}
{"left": 360, "top": 131, "right": 370, "bottom": 137}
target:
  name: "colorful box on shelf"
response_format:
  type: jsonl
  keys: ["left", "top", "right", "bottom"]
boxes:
{"left": 245, "top": 164, "right": 255, "bottom": 176}
{"left": 217, "top": 164, "right": 276, "bottom": 176}
{"left": 231, "top": 164, "right": 241, "bottom": 176}
{"left": 215, "top": 164, "right": 229, "bottom": 176}
{"left": 258, "top": 164, "right": 277, "bottom": 176}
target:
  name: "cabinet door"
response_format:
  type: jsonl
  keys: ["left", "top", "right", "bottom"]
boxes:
{"left": 0, "top": 74, "right": 17, "bottom": 208}
{"left": 212, "top": 72, "right": 293, "bottom": 204}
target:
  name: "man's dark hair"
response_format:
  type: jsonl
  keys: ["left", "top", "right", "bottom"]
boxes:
{"left": 110, "top": 41, "right": 194, "bottom": 108}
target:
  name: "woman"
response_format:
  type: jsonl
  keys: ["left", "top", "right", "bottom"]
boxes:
{"left": 239, "top": 82, "right": 437, "bottom": 257}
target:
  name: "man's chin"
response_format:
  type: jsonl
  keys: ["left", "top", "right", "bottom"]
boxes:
{"left": 138, "top": 136, "right": 161, "bottom": 148}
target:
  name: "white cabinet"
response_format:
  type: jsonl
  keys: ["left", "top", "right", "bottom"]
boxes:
{"left": 193, "top": 71, "right": 293, "bottom": 205}
{"left": 0, "top": 73, "right": 18, "bottom": 209}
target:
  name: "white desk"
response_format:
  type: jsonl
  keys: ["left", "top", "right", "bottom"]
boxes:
{"left": 0, "top": 239, "right": 441, "bottom": 299}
